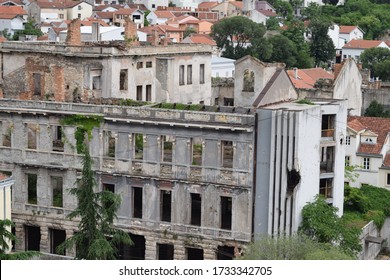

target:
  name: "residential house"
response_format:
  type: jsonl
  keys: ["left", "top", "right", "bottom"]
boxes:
{"left": 132, "top": 0, "right": 168, "bottom": 11}
{"left": 212, "top": 1, "right": 242, "bottom": 18}
{"left": 0, "top": 5, "right": 27, "bottom": 36}
{"left": 92, "top": 11, "right": 115, "bottom": 25}
{"left": 339, "top": 26, "right": 364, "bottom": 46}
{"left": 166, "top": 15, "right": 213, "bottom": 35}
{"left": 181, "top": 34, "right": 217, "bottom": 53}
{"left": 0, "top": 173, "right": 14, "bottom": 253}
{"left": 211, "top": 55, "right": 235, "bottom": 78}
{"left": 146, "top": 10, "right": 176, "bottom": 25}
{"left": 113, "top": 8, "right": 144, "bottom": 28}
{"left": 342, "top": 39, "right": 390, "bottom": 62}
{"left": 346, "top": 116, "right": 390, "bottom": 191}
{"left": 0, "top": 0, "right": 24, "bottom": 6}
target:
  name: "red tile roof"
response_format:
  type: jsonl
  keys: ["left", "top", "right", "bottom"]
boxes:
{"left": 383, "top": 153, "right": 390, "bottom": 167}
{"left": 182, "top": 34, "right": 216, "bottom": 45}
{"left": 114, "top": 8, "right": 137, "bottom": 15}
{"left": 93, "top": 4, "right": 123, "bottom": 11}
{"left": 94, "top": 11, "right": 114, "bottom": 19}
{"left": 230, "top": 1, "right": 243, "bottom": 9}
{"left": 287, "top": 68, "right": 334, "bottom": 89}
{"left": 258, "top": 10, "right": 277, "bottom": 17}
{"left": 36, "top": 0, "right": 90, "bottom": 9}
{"left": 0, "top": 5, "right": 27, "bottom": 16}
{"left": 343, "top": 39, "right": 384, "bottom": 49}
{"left": 81, "top": 19, "right": 109, "bottom": 27}
{"left": 348, "top": 116, "right": 390, "bottom": 155}
{"left": 339, "top": 26, "right": 359, "bottom": 34}
{"left": 0, "top": 37, "right": 7, "bottom": 42}
{"left": 198, "top": 2, "right": 218, "bottom": 10}
{"left": 154, "top": 11, "right": 176, "bottom": 19}
{"left": 0, "top": 0, "right": 24, "bottom": 4}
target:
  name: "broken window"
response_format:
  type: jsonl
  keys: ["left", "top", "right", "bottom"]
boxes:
{"left": 51, "top": 176, "right": 63, "bottom": 208}
{"left": 120, "top": 69, "right": 128, "bottom": 90}
{"left": 136, "top": 62, "right": 143, "bottom": 69}
{"left": 220, "top": 196, "right": 232, "bottom": 230}
{"left": 105, "top": 131, "right": 116, "bottom": 158}
{"left": 224, "top": 98, "right": 234, "bottom": 106}
{"left": 146, "top": 85, "right": 152, "bottom": 101}
{"left": 1, "top": 121, "right": 12, "bottom": 147}
{"left": 117, "top": 233, "right": 145, "bottom": 260}
{"left": 243, "top": 69, "right": 254, "bottom": 92}
{"left": 192, "top": 138, "right": 202, "bottom": 166}
{"left": 52, "top": 125, "right": 64, "bottom": 152}
{"left": 50, "top": 228, "right": 66, "bottom": 255}
{"left": 162, "top": 136, "right": 173, "bottom": 163}
{"left": 133, "top": 187, "right": 143, "bottom": 219}
{"left": 27, "top": 173, "right": 37, "bottom": 204}
{"left": 190, "top": 193, "right": 201, "bottom": 226}
{"left": 200, "top": 64, "right": 205, "bottom": 84}
{"left": 25, "top": 225, "right": 40, "bottom": 251}
{"left": 179, "top": 65, "right": 185, "bottom": 85}
{"left": 187, "top": 65, "right": 192, "bottom": 84}
{"left": 158, "top": 243, "right": 174, "bottom": 260}
{"left": 321, "top": 114, "right": 335, "bottom": 138}
{"left": 186, "top": 247, "right": 203, "bottom": 260}
{"left": 320, "top": 146, "right": 334, "bottom": 173}
{"left": 136, "top": 85, "right": 142, "bottom": 101}
{"left": 319, "top": 178, "right": 333, "bottom": 198}
{"left": 217, "top": 246, "right": 234, "bottom": 260}
{"left": 103, "top": 183, "right": 115, "bottom": 193}
{"left": 160, "top": 190, "right": 171, "bottom": 222}
{"left": 134, "top": 133, "right": 144, "bottom": 160}
{"left": 33, "top": 73, "right": 41, "bottom": 95}
{"left": 146, "top": 61, "right": 152, "bottom": 68}
{"left": 221, "top": 141, "right": 233, "bottom": 168}
{"left": 90, "top": 69, "right": 102, "bottom": 90}
{"left": 26, "top": 123, "right": 38, "bottom": 150}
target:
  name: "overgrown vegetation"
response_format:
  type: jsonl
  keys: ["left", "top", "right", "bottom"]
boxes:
{"left": 364, "top": 100, "right": 390, "bottom": 117}
{"left": 154, "top": 103, "right": 204, "bottom": 111}
{"left": 296, "top": 98, "right": 314, "bottom": 105}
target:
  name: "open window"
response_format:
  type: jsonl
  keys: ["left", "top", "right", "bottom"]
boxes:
{"left": 199, "top": 64, "right": 205, "bottom": 84}
{"left": 319, "top": 178, "right": 333, "bottom": 199}
{"left": 146, "top": 85, "right": 152, "bottom": 101}
{"left": 120, "top": 69, "right": 128, "bottom": 90}
{"left": 220, "top": 196, "right": 232, "bottom": 230}
{"left": 191, "top": 138, "right": 202, "bottom": 166}
{"left": 132, "top": 187, "right": 143, "bottom": 219}
{"left": 243, "top": 69, "right": 254, "bottom": 92}
{"left": 186, "top": 247, "right": 203, "bottom": 260}
{"left": 27, "top": 173, "right": 37, "bottom": 205}
{"left": 190, "top": 193, "right": 201, "bottom": 226}
{"left": 162, "top": 136, "right": 173, "bottom": 163}
{"left": 105, "top": 131, "right": 116, "bottom": 158}
{"left": 160, "top": 190, "right": 171, "bottom": 222}
{"left": 51, "top": 176, "right": 63, "bottom": 208}
{"left": 50, "top": 228, "right": 66, "bottom": 255}
{"left": 25, "top": 225, "right": 40, "bottom": 251}
{"left": 187, "top": 65, "right": 192, "bottom": 84}
{"left": 1, "top": 121, "right": 12, "bottom": 147}
{"left": 221, "top": 141, "right": 233, "bottom": 168}
{"left": 321, "top": 114, "right": 335, "bottom": 138}
{"left": 33, "top": 73, "right": 42, "bottom": 95}
{"left": 136, "top": 85, "right": 142, "bottom": 101}
{"left": 52, "top": 125, "right": 64, "bottom": 152}
{"left": 158, "top": 243, "right": 174, "bottom": 260}
{"left": 26, "top": 123, "right": 38, "bottom": 149}
{"left": 134, "top": 133, "right": 144, "bottom": 160}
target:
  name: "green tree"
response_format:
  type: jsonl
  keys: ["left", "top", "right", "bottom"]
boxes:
{"left": 211, "top": 16, "right": 266, "bottom": 59}
{"left": 13, "top": 20, "right": 43, "bottom": 40}
{"left": 300, "top": 196, "right": 361, "bottom": 256}
{"left": 58, "top": 142, "right": 133, "bottom": 259}
{"left": 0, "top": 219, "right": 40, "bottom": 260}
{"left": 240, "top": 234, "right": 355, "bottom": 260}
{"left": 364, "top": 100, "right": 390, "bottom": 117}
{"left": 267, "top": 35, "right": 298, "bottom": 67}
{"left": 360, "top": 47, "right": 390, "bottom": 72}
{"left": 266, "top": 17, "right": 280, "bottom": 30}
{"left": 183, "top": 27, "right": 196, "bottom": 39}
{"left": 372, "top": 60, "right": 390, "bottom": 81}
{"left": 308, "top": 19, "right": 335, "bottom": 66}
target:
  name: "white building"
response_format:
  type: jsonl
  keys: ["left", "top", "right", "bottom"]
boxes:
{"left": 342, "top": 40, "right": 390, "bottom": 62}
{"left": 339, "top": 26, "right": 364, "bottom": 46}
{"left": 0, "top": 173, "right": 15, "bottom": 253}
{"left": 132, "top": 0, "right": 169, "bottom": 11}
{"left": 346, "top": 116, "right": 390, "bottom": 191}
{"left": 211, "top": 55, "right": 235, "bottom": 78}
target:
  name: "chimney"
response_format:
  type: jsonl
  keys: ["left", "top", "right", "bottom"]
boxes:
{"left": 293, "top": 67, "right": 298, "bottom": 79}
{"left": 375, "top": 77, "right": 381, "bottom": 90}
{"left": 151, "top": 29, "right": 159, "bottom": 46}
{"left": 91, "top": 22, "right": 100, "bottom": 41}
{"left": 124, "top": 16, "right": 139, "bottom": 46}
{"left": 66, "top": 18, "right": 82, "bottom": 46}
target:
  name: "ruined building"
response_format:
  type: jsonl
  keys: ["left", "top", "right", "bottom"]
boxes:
{"left": 0, "top": 23, "right": 347, "bottom": 259}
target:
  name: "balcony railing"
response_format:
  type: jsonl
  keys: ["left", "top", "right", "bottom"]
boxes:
{"left": 320, "top": 160, "right": 334, "bottom": 173}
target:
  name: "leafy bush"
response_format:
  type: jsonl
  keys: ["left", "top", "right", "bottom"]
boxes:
{"left": 344, "top": 184, "right": 370, "bottom": 213}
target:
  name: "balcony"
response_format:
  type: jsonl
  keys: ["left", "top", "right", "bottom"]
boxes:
{"left": 321, "top": 129, "right": 334, "bottom": 139}
{"left": 320, "top": 160, "right": 334, "bottom": 173}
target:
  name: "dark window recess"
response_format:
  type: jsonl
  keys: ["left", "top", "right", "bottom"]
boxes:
{"left": 136, "top": 85, "right": 142, "bottom": 101}
{"left": 92, "top": 76, "right": 101, "bottom": 90}
{"left": 120, "top": 69, "right": 128, "bottom": 90}
{"left": 133, "top": 187, "right": 143, "bottom": 219}
{"left": 51, "top": 176, "right": 63, "bottom": 208}
{"left": 52, "top": 126, "right": 64, "bottom": 152}
{"left": 160, "top": 190, "right": 171, "bottom": 222}
{"left": 103, "top": 183, "right": 115, "bottom": 193}
{"left": 106, "top": 131, "right": 115, "bottom": 158}
{"left": 190, "top": 193, "right": 201, "bottom": 226}
{"left": 192, "top": 139, "right": 202, "bottom": 166}
{"left": 146, "top": 85, "right": 152, "bottom": 101}
{"left": 33, "top": 73, "right": 41, "bottom": 95}
{"left": 217, "top": 246, "right": 235, "bottom": 260}
{"left": 224, "top": 98, "right": 234, "bottom": 106}
{"left": 187, "top": 65, "right": 192, "bottom": 84}
{"left": 134, "top": 133, "right": 144, "bottom": 159}
{"left": 162, "top": 136, "right": 173, "bottom": 162}
{"left": 220, "top": 196, "right": 232, "bottom": 230}
{"left": 25, "top": 225, "right": 40, "bottom": 251}
{"left": 158, "top": 243, "right": 174, "bottom": 260}
{"left": 387, "top": 174, "right": 390, "bottom": 185}
{"left": 50, "top": 228, "right": 66, "bottom": 255}
{"left": 222, "top": 141, "right": 233, "bottom": 168}
{"left": 146, "top": 61, "right": 152, "bottom": 68}
{"left": 199, "top": 64, "right": 205, "bottom": 84}
{"left": 179, "top": 65, "right": 185, "bottom": 85}
{"left": 27, "top": 173, "right": 37, "bottom": 204}
{"left": 136, "top": 62, "right": 143, "bottom": 69}
{"left": 117, "top": 233, "right": 145, "bottom": 260}
{"left": 186, "top": 247, "right": 203, "bottom": 260}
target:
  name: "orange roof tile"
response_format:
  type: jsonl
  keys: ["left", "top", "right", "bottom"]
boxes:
{"left": 0, "top": 5, "right": 27, "bottom": 15}
{"left": 383, "top": 153, "right": 390, "bottom": 167}
{"left": 348, "top": 116, "right": 390, "bottom": 155}
{"left": 343, "top": 39, "right": 384, "bottom": 49}
{"left": 339, "top": 26, "right": 358, "bottom": 34}
{"left": 94, "top": 11, "right": 114, "bottom": 19}
{"left": 154, "top": 11, "right": 176, "bottom": 19}
{"left": 0, "top": 37, "right": 7, "bottom": 43}
{"left": 198, "top": 2, "right": 218, "bottom": 10}
{"left": 230, "top": 1, "right": 243, "bottom": 9}
{"left": 259, "top": 10, "right": 277, "bottom": 17}
{"left": 114, "top": 8, "right": 137, "bottom": 15}
{"left": 182, "top": 34, "right": 216, "bottom": 45}
{"left": 287, "top": 68, "right": 334, "bottom": 89}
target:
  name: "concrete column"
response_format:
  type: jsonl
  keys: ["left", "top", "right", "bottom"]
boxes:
{"left": 144, "top": 236, "right": 157, "bottom": 260}
{"left": 40, "top": 225, "right": 49, "bottom": 253}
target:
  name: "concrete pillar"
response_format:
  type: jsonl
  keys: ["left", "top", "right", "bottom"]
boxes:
{"left": 144, "top": 236, "right": 156, "bottom": 260}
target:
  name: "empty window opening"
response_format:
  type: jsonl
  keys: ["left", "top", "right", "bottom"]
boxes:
{"left": 134, "top": 133, "right": 144, "bottom": 160}
{"left": 321, "top": 114, "right": 335, "bottom": 138}
{"left": 220, "top": 196, "right": 232, "bottom": 230}
{"left": 33, "top": 73, "right": 41, "bottom": 95}
{"left": 222, "top": 141, "right": 233, "bottom": 168}
{"left": 187, "top": 65, "right": 192, "bottom": 84}
{"left": 50, "top": 228, "right": 66, "bottom": 255}
{"left": 186, "top": 247, "right": 203, "bottom": 260}
{"left": 146, "top": 61, "right": 152, "bottom": 68}
{"left": 27, "top": 173, "right": 37, "bottom": 204}
{"left": 11, "top": 226, "right": 15, "bottom": 252}
{"left": 160, "top": 190, "right": 172, "bottom": 222}
{"left": 179, "top": 65, "right": 185, "bottom": 85}
{"left": 217, "top": 245, "right": 235, "bottom": 260}
{"left": 224, "top": 98, "right": 234, "bottom": 106}
{"left": 26, "top": 123, "right": 38, "bottom": 149}
{"left": 192, "top": 138, "right": 202, "bottom": 166}
{"left": 52, "top": 125, "right": 64, "bottom": 152}
{"left": 320, "top": 146, "right": 334, "bottom": 173}
{"left": 25, "top": 225, "right": 40, "bottom": 251}
{"left": 243, "top": 69, "right": 254, "bottom": 92}
{"left": 190, "top": 193, "right": 201, "bottom": 226}
{"left": 136, "top": 62, "right": 143, "bottom": 69}
{"left": 118, "top": 233, "right": 145, "bottom": 260}
{"left": 162, "top": 135, "right": 173, "bottom": 163}
{"left": 92, "top": 76, "right": 101, "bottom": 90}
{"left": 105, "top": 131, "right": 116, "bottom": 158}
{"left": 133, "top": 187, "right": 143, "bottom": 219}
{"left": 158, "top": 243, "right": 174, "bottom": 260}
{"left": 146, "top": 85, "right": 152, "bottom": 102}
{"left": 136, "top": 85, "right": 142, "bottom": 101}
{"left": 200, "top": 64, "right": 205, "bottom": 84}
{"left": 319, "top": 178, "right": 333, "bottom": 199}
{"left": 103, "top": 183, "right": 115, "bottom": 193}
{"left": 345, "top": 156, "right": 350, "bottom": 167}
{"left": 120, "top": 69, "right": 128, "bottom": 90}
{"left": 1, "top": 121, "right": 12, "bottom": 147}
{"left": 51, "top": 176, "right": 63, "bottom": 208}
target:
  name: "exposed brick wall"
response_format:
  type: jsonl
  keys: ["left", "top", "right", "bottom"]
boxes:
{"left": 124, "top": 17, "right": 139, "bottom": 46}
{"left": 66, "top": 18, "right": 82, "bottom": 46}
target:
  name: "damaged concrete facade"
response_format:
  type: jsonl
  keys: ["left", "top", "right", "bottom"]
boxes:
{"left": 0, "top": 41, "right": 212, "bottom": 105}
